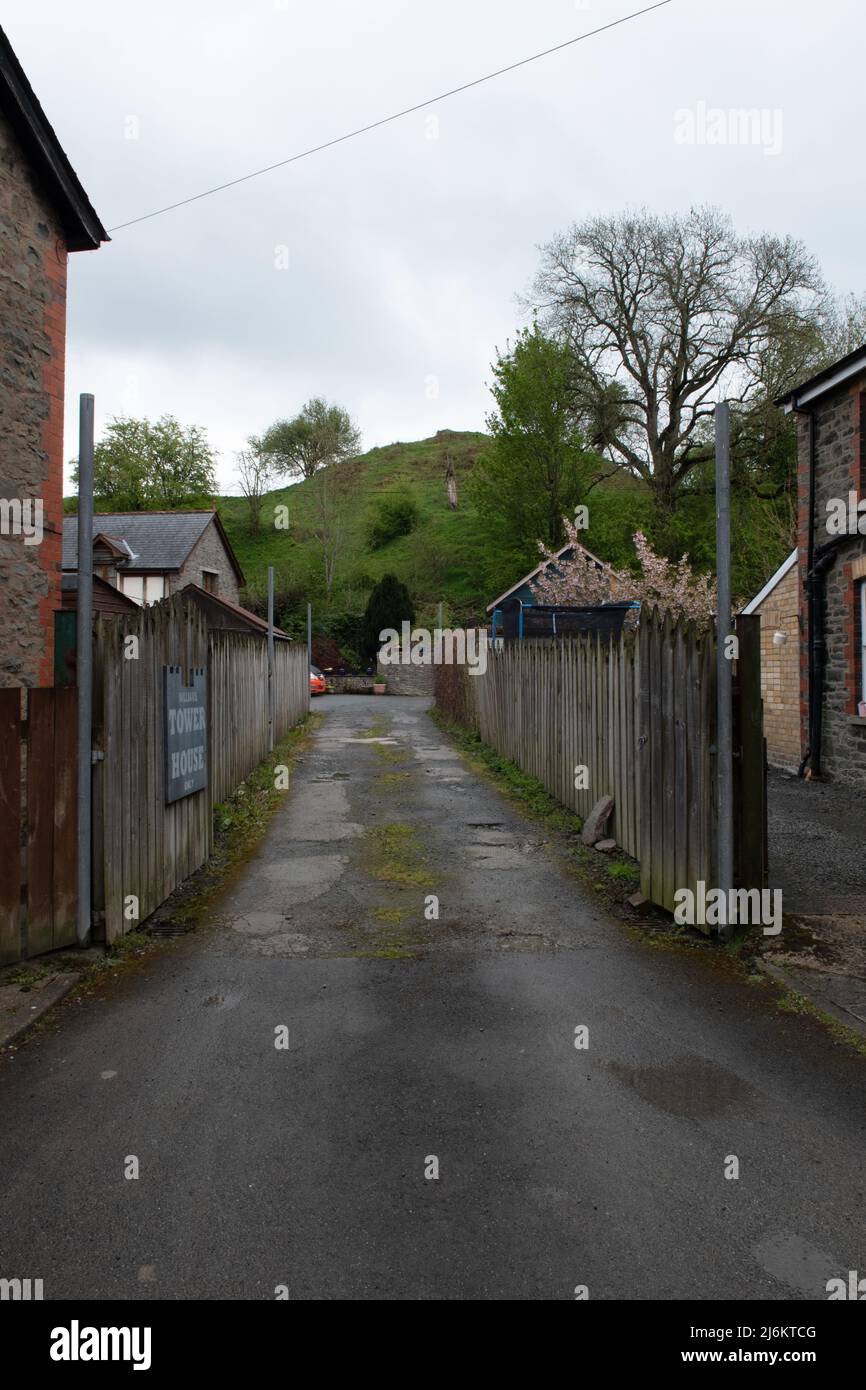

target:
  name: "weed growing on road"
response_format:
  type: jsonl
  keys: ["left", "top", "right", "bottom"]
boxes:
{"left": 364, "top": 822, "right": 436, "bottom": 888}
{"left": 376, "top": 771, "right": 411, "bottom": 788}
{"left": 374, "top": 906, "right": 409, "bottom": 924}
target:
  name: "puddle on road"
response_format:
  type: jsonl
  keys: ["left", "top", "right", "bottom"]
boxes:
{"left": 608, "top": 1055, "right": 751, "bottom": 1118}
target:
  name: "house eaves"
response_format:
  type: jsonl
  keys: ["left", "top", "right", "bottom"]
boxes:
{"left": 486, "top": 539, "right": 614, "bottom": 614}
{"left": 0, "top": 26, "right": 108, "bottom": 251}
{"left": 741, "top": 549, "right": 798, "bottom": 615}
{"left": 776, "top": 342, "right": 866, "bottom": 413}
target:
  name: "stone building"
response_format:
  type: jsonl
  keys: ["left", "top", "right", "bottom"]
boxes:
{"left": 742, "top": 551, "right": 800, "bottom": 771}
{"left": 62, "top": 511, "right": 245, "bottom": 607}
{"left": 778, "top": 345, "right": 866, "bottom": 788}
{"left": 0, "top": 26, "right": 107, "bottom": 686}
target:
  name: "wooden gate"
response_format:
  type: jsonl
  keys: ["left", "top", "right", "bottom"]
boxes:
{"left": 0, "top": 686, "right": 78, "bottom": 964}
{"left": 637, "top": 610, "right": 766, "bottom": 914}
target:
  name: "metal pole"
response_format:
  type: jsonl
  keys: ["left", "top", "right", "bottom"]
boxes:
{"left": 76, "top": 394, "right": 94, "bottom": 947}
{"left": 306, "top": 602, "right": 312, "bottom": 670}
{"left": 715, "top": 401, "right": 734, "bottom": 940}
{"left": 267, "top": 566, "right": 275, "bottom": 752}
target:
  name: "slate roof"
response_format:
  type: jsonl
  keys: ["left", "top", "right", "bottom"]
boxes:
{"left": 62, "top": 511, "right": 244, "bottom": 583}
{"left": 0, "top": 25, "right": 107, "bottom": 251}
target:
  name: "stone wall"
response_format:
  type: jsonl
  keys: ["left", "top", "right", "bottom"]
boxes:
{"left": 753, "top": 562, "right": 801, "bottom": 770}
{"left": 170, "top": 518, "right": 241, "bottom": 606}
{"left": 797, "top": 384, "right": 866, "bottom": 786}
{"left": 0, "top": 108, "right": 68, "bottom": 686}
{"left": 375, "top": 655, "right": 435, "bottom": 696}
{"left": 322, "top": 664, "right": 435, "bottom": 696}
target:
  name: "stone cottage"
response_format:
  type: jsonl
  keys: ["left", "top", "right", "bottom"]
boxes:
{"left": 0, "top": 25, "right": 107, "bottom": 686}
{"left": 778, "top": 344, "right": 866, "bottom": 788}
{"left": 62, "top": 510, "right": 245, "bottom": 607}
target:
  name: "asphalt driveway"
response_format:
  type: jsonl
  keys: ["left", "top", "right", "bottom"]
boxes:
{"left": 0, "top": 696, "right": 864, "bottom": 1300}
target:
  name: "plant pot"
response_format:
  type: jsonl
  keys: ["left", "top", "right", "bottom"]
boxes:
{"left": 373, "top": 683, "right": 386, "bottom": 695}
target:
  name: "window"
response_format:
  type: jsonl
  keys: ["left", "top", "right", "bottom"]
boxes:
{"left": 202, "top": 570, "right": 219, "bottom": 595}
{"left": 119, "top": 574, "right": 165, "bottom": 606}
{"left": 861, "top": 583, "right": 866, "bottom": 708}
{"left": 121, "top": 575, "right": 144, "bottom": 605}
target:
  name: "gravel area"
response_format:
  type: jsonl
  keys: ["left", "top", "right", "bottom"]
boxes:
{"left": 767, "top": 767, "right": 866, "bottom": 915}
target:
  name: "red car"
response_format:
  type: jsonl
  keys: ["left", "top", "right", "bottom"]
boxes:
{"left": 310, "top": 665, "right": 327, "bottom": 697}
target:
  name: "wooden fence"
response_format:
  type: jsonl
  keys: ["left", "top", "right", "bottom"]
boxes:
{"left": 0, "top": 595, "right": 309, "bottom": 961}
{"left": 0, "top": 687, "right": 77, "bottom": 965}
{"left": 436, "top": 613, "right": 765, "bottom": 918}
{"left": 92, "top": 599, "right": 211, "bottom": 943}
{"left": 209, "top": 631, "right": 309, "bottom": 806}
{"left": 91, "top": 594, "right": 309, "bottom": 946}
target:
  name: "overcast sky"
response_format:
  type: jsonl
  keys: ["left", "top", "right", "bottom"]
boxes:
{"left": 4, "top": 0, "right": 864, "bottom": 492}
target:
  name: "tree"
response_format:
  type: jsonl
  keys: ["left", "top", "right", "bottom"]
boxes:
{"left": 260, "top": 398, "right": 361, "bottom": 481}
{"left": 71, "top": 415, "right": 217, "bottom": 510}
{"left": 236, "top": 438, "right": 275, "bottom": 536}
{"left": 469, "top": 326, "right": 600, "bottom": 585}
{"left": 532, "top": 206, "right": 825, "bottom": 524}
{"left": 309, "top": 465, "right": 349, "bottom": 603}
{"left": 533, "top": 515, "right": 716, "bottom": 626}
{"left": 361, "top": 573, "right": 415, "bottom": 660}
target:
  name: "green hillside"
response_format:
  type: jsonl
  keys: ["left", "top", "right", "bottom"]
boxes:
{"left": 220, "top": 430, "right": 493, "bottom": 628}
{"left": 219, "top": 429, "right": 654, "bottom": 638}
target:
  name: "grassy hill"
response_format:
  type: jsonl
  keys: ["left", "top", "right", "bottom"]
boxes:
{"left": 218, "top": 429, "right": 656, "bottom": 637}
{"left": 64, "top": 427, "right": 656, "bottom": 643}
{"left": 219, "top": 430, "right": 495, "bottom": 627}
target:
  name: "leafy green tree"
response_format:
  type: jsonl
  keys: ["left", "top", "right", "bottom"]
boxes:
{"left": 361, "top": 573, "right": 415, "bottom": 660}
{"left": 260, "top": 398, "right": 361, "bottom": 481}
{"left": 71, "top": 415, "right": 217, "bottom": 510}
{"left": 469, "top": 326, "right": 600, "bottom": 594}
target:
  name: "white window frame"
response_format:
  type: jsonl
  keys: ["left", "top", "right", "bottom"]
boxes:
{"left": 120, "top": 574, "right": 144, "bottom": 606}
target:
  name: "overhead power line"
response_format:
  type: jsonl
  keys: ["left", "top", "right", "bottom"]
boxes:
{"left": 108, "top": 1, "right": 673, "bottom": 233}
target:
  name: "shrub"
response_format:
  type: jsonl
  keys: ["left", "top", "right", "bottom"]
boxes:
{"left": 365, "top": 488, "right": 419, "bottom": 550}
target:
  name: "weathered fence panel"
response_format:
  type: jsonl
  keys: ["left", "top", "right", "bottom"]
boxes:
{"left": 92, "top": 596, "right": 309, "bottom": 945}
{"left": 0, "top": 595, "right": 309, "bottom": 961}
{"left": 0, "top": 688, "right": 21, "bottom": 963}
{"left": 638, "top": 612, "right": 716, "bottom": 915}
{"left": 437, "top": 613, "right": 764, "bottom": 919}
{"left": 208, "top": 631, "right": 309, "bottom": 806}
{"left": 468, "top": 631, "right": 642, "bottom": 859}
{"left": 0, "top": 687, "right": 77, "bottom": 963}
{"left": 92, "top": 598, "right": 211, "bottom": 943}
